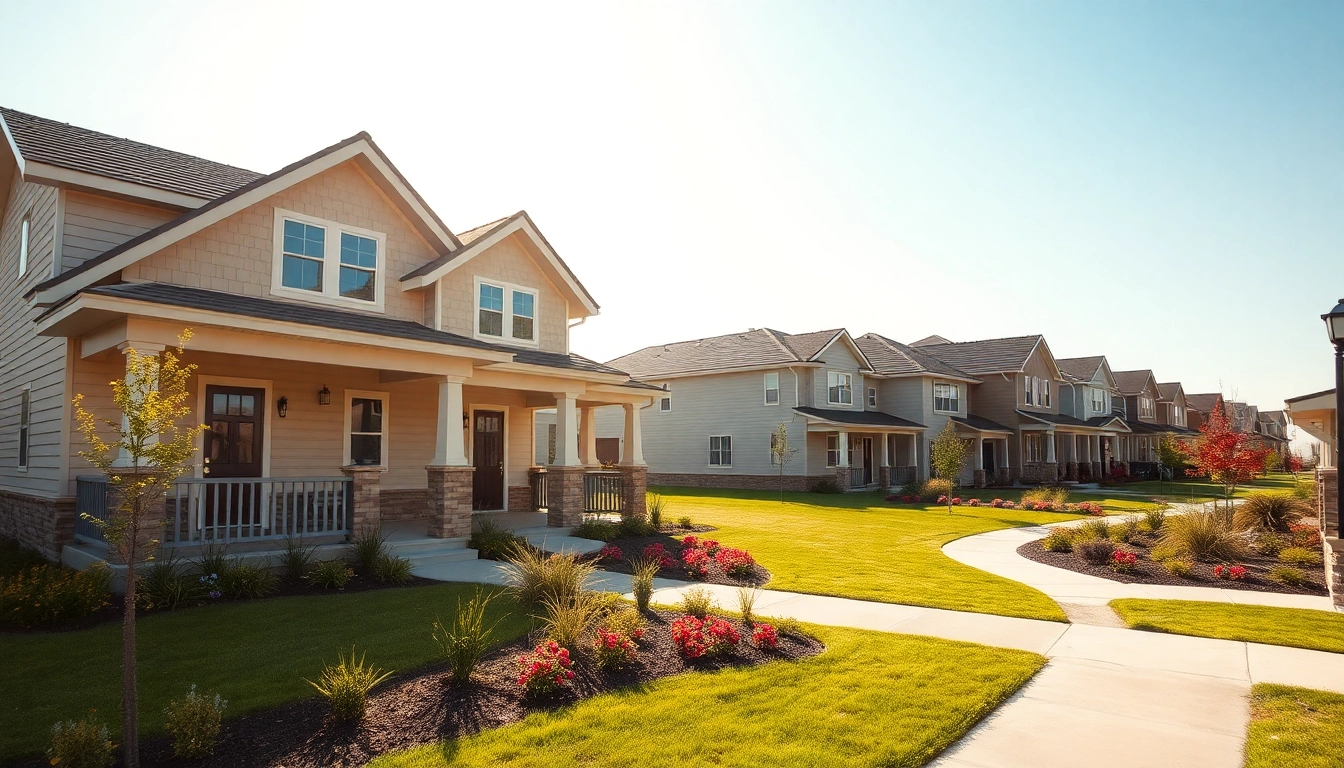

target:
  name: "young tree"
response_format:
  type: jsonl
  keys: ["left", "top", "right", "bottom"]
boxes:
{"left": 929, "top": 421, "right": 971, "bottom": 514}
{"left": 769, "top": 423, "right": 798, "bottom": 500}
{"left": 1286, "top": 453, "right": 1304, "bottom": 478}
{"left": 74, "top": 332, "right": 205, "bottom": 768}
{"left": 1181, "top": 406, "right": 1270, "bottom": 512}
{"left": 1156, "top": 433, "right": 1187, "bottom": 483}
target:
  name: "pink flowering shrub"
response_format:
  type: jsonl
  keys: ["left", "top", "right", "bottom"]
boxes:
{"left": 516, "top": 641, "right": 574, "bottom": 695}
{"left": 714, "top": 547, "right": 755, "bottom": 578}
{"left": 682, "top": 547, "right": 710, "bottom": 578}
{"left": 990, "top": 498, "right": 1006, "bottom": 508}
{"left": 599, "top": 544, "right": 623, "bottom": 562}
{"left": 670, "top": 615, "right": 740, "bottom": 659}
{"left": 592, "top": 627, "right": 639, "bottom": 669}
{"left": 1111, "top": 550, "right": 1137, "bottom": 573}
{"left": 752, "top": 622, "right": 779, "bottom": 649}
{"left": 966, "top": 498, "right": 981, "bottom": 507}
{"left": 1213, "top": 564, "right": 1248, "bottom": 581}
{"left": 950, "top": 497, "right": 963, "bottom": 506}
{"left": 681, "top": 535, "right": 699, "bottom": 550}
{"left": 937, "top": 495, "right": 948, "bottom": 504}
{"left": 642, "top": 543, "right": 675, "bottom": 569}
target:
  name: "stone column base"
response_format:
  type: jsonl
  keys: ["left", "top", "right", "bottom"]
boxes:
{"left": 973, "top": 469, "right": 986, "bottom": 488}
{"left": 1065, "top": 462, "right": 1078, "bottom": 481}
{"left": 878, "top": 466, "right": 892, "bottom": 490}
{"left": 546, "top": 466, "right": 588, "bottom": 528}
{"left": 426, "top": 466, "right": 474, "bottom": 539}
{"left": 1092, "top": 462, "right": 1104, "bottom": 483}
{"left": 1319, "top": 467, "right": 1338, "bottom": 538}
{"left": 616, "top": 465, "right": 648, "bottom": 520}
{"left": 834, "top": 467, "right": 852, "bottom": 492}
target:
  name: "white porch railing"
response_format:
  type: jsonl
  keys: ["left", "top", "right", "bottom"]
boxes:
{"left": 165, "top": 477, "right": 351, "bottom": 545}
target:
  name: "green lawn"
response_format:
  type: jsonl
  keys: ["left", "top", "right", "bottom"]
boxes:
{"left": 1110, "top": 599, "right": 1344, "bottom": 654}
{"left": 0, "top": 583, "right": 529, "bottom": 762}
{"left": 1086, "top": 473, "right": 1305, "bottom": 503}
{"left": 1247, "top": 684, "right": 1344, "bottom": 768}
{"left": 651, "top": 488, "right": 1151, "bottom": 622}
{"left": 371, "top": 625, "right": 1046, "bottom": 768}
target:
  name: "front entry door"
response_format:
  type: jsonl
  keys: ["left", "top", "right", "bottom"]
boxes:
{"left": 861, "top": 438, "right": 874, "bottom": 485}
{"left": 982, "top": 441, "right": 995, "bottom": 477}
{"left": 472, "top": 410, "right": 505, "bottom": 510}
{"left": 202, "top": 386, "right": 265, "bottom": 535}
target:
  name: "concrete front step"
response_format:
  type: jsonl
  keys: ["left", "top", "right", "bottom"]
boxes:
{"left": 385, "top": 536, "right": 470, "bottom": 557}
{"left": 511, "top": 526, "right": 605, "bottom": 556}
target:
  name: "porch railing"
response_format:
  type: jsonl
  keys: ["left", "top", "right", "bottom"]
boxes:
{"left": 74, "top": 476, "right": 110, "bottom": 543}
{"left": 583, "top": 471, "right": 623, "bottom": 513}
{"left": 890, "top": 466, "right": 918, "bottom": 486}
{"left": 848, "top": 467, "right": 868, "bottom": 488}
{"left": 530, "top": 470, "right": 548, "bottom": 511}
{"left": 165, "top": 477, "right": 351, "bottom": 545}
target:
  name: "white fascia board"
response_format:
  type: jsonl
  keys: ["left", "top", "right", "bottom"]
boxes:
{"left": 23, "top": 161, "right": 207, "bottom": 209}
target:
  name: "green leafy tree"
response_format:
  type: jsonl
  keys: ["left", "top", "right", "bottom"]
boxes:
{"left": 74, "top": 331, "right": 205, "bottom": 768}
{"left": 929, "top": 421, "right": 971, "bottom": 514}
{"left": 769, "top": 423, "right": 798, "bottom": 500}
{"left": 1156, "top": 433, "right": 1187, "bottom": 484}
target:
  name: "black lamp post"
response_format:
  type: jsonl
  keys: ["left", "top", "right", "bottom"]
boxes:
{"left": 1321, "top": 298, "right": 1344, "bottom": 537}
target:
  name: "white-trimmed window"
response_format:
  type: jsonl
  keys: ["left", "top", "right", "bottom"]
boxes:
{"left": 1024, "top": 376, "right": 1033, "bottom": 406}
{"left": 867, "top": 387, "right": 877, "bottom": 408}
{"left": 659, "top": 396, "right": 671, "bottom": 412}
{"left": 17, "top": 385, "right": 30, "bottom": 470}
{"left": 1091, "top": 388, "right": 1106, "bottom": 414}
{"left": 1042, "top": 379, "right": 1051, "bottom": 408}
{"left": 1140, "top": 396, "right": 1154, "bottom": 419}
{"left": 764, "top": 373, "right": 780, "bottom": 405}
{"left": 474, "top": 277, "right": 539, "bottom": 345}
{"left": 1174, "top": 404, "right": 1185, "bottom": 426}
{"left": 827, "top": 372, "right": 853, "bottom": 405}
{"left": 1024, "top": 433, "right": 1045, "bottom": 463}
{"left": 709, "top": 435, "right": 732, "bottom": 467}
{"left": 826, "top": 434, "right": 839, "bottom": 467}
{"left": 344, "top": 391, "right": 388, "bottom": 467}
{"left": 272, "top": 209, "right": 386, "bottom": 311}
{"left": 18, "top": 216, "right": 29, "bottom": 277}
{"left": 933, "top": 382, "right": 960, "bottom": 413}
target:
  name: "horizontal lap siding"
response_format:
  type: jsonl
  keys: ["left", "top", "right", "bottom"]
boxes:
{"left": 438, "top": 233, "right": 569, "bottom": 354}
{"left": 0, "top": 178, "right": 66, "bottom": 497}
{"left": 61, "top": 192, "right": 177, "bottom": 272}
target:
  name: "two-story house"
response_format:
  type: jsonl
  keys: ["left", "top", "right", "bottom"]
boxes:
{"left": 1186, "top": 392, "right": 1225, "bottom": 432}
{"left": 1112, "top": 369, "right": 1197, "bottom": 478}
{"left": 0, "top": 107, "right": 658, "bottom": 564}
{"left": 1255, "top": 409, "right": 1292, "bottom": 461}
{"left": 1053, "top": 356, "right": 1130, "bottom": 481}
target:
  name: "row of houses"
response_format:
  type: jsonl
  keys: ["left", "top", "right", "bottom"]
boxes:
{"left": 546, "top": 327, "right": 1292, "bottom": 492}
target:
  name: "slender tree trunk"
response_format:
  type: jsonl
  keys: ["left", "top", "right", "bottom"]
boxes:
{"left": 121, "top": 505, "right": 141, "bottom": 768}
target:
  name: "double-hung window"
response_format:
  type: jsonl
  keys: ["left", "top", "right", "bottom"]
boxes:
{"left": 1024, "top": 433, "right": 1045, "bottom": 463}
{"left": 827, "top": 372, "right": 852, "bottom": 405}
{"left": 18, "top": 217, "right": 29, "bottom": 277}
{"left": 17, "top": 386, "right": 30, "bottom": 470}
{"left": 933, "top": 382, "right": 960, "bottom": 413}
{"left": 1140, "top": 396, "right": 1154, "bottom": 419}
{"left": 867, "top": 387, "right": 877, "bottom": 408}
{"left": 1175, "top": 406, "right": 1185, "bottom": 427}
{"left": 709, "top": 435, "right": 732, "bottom": 467}
{"left": 1024, "top": 376, "right": 1033, "bottom": 406}
{"left": 826, "top": 434, "right": 839, "bottom": 467}
{"left": 345, "top": 391, "right": 388, "bottom": 467}
{"left": 273, "top": 209, "right": 386, "bottom": 310}
{"left": 763, "top": 373, "right": 780, "bottom": 405}
{"left": 1091, "top": 388, "right": 1106, "bottom": 414}
{"left": 475, "top": 278, "right": 539, "bottom": 345}
{"left": 1042, "top": 379, "right": 1051, "bottom": 407}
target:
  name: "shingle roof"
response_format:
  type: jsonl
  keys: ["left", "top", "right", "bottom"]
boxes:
{"left": 909, "top": 334, "right": 952, "bottom": 347}
{"left": 1, "top": 107, "right": 262, "bottom": 200}
{"left": 855, "top": 333, "right": 979, "bottom": 380}
{"left": 457, "top": 216, "right": 511, "bottom": 245}
{"left": 950, "top": 414, "right": 1015, "bottom": 434}
{"left": 1125, "top": 419, "right": 1196, "bottom": 435}
{"left": 1157, "top": 382, "right": 1184, "bottom": 402}
{"left": 793, "top": 407, "right": 925, "bottom": 429}
{"left": 1016, "top": 410, "right": 1126, "bottom": 430}
{"left": 606, "top": 327, "right": 860, "bottom": 379}
{"left": 1186, "top": 393, "right": 1223, "bottom": 413}
{"left": 910, "top": 335, "right": 1043, "bottom": 375}
{"left": 1112, "top": 370, "right": 1156, "bottom": 396}
{"left": 1056, "top": 356, "right": 1105, "bottom": 384}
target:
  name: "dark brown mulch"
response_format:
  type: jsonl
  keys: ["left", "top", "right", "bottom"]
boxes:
{"left": 590, "top": 531, "right": 771, "bottom": 587}
{"left": 1017, "top": 535, "right": 1328, "bottom": 596}
{"left": 125, "top": 610, "right": 821, "bottom": 768}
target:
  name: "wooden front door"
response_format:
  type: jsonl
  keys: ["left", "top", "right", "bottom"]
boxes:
{"left": 202, "top": 386, "right": 265, "bottom": 534}
{"left": 861, "top": 438, "right": 874, "bottom": 485}
{"left": 472, "top": 410, "right": 505, "bottom": 510}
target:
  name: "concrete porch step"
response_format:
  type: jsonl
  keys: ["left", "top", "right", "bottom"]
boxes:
{"left": 405, "top": 548, "right": 481, "bottom": 573}
{"left": 384, "top": 536, "right": 470, "bottom": 557}
{"left": 511, "top": 526, "right": 606, "bottom": 557}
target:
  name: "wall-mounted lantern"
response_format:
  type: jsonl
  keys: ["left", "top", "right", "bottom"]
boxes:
{"left": 277, "top": 396, "right": 289, "bottom": 418}
{"left": 318, "top": 385, "right": 331, "bottom": 406}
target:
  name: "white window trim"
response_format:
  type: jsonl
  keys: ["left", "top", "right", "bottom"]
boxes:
{"left": 472, "top": 275, "right": 541, "bottom": 348}
{"left": 659, "top": 396, "right": 671, "bottom": 412}
{"left": 933, "top": 382, "right": 961, "bottom": 414}
{"left": 17, "top": 384, "right": 31, "bottom": 471}
{"left": 867, "top": 387, "right": 877, "bottom": 408}
{"left": 343, "top": 389, "right": 390, "bottom": 469}
{"left": 193, "top": 376, "right": 274, "bottom": 477}
{"left": 270, "top": 208, "right": 388, "bottom": 313}
{"left": 827, "top": 371, "right": 853, "bottom": 406}
{"left": 1024, "top": 376, "right": 1033, "bottom": 406}
{"left": 18, "top": 215, "right": 30, "bottom": 277}
{"left": 763, "top": 372, "right": 780, "bottom": 406}
{"left": 708, "top": 434, "right": 732, "bottom": 468}
{"left": 1042, "top": 379, "right": 1051, "bottom": 408}
{"left": 826, "top": 434, "right": 839, "bottom": 467}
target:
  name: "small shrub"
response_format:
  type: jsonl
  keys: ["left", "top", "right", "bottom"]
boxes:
{"left": 1076, "top": 538, "right": 1116, "bottom": 565}
{"left": 431, "top": 588, "right": 500, "bottom": 684}
{"left": 1213, "top": 564, "right": 1247, "bottom": 581}
{"left": 920, "top": 478, "right": 953, "bottom": 503}
{"left": 164, "top": 685, "right": 226, "bottom": 759}
{"left": 641, "top": 542, "right": 675, "bottom": 569}
{"left": 602, "top": 605, "right": 647, "bottom": 640}
{"left": 280, "top": 536, "right": 317, "bottom": 581}
{"left": 1234, "top": 493, "right": 1312, "bottom": 533}
{"left": 670, "top": 614, "right": 740, "bottom": 659}
{"left": 1278, "top": 547, "right": 1322, "bottom": 567}
{"left": 570, "top": 518, "right": 620, "bottom": 542}
{"left": 1111, "top": 549, "right": 1137, "bottom": 573}
{"left": 809, "top": 478, "right": 842, "bottom": 494}
{"left": 1073, "top": 518, "right": 1111, "bottom": 543}
{"left": 752, "top": 622, "right": 779, "bottom": 649}
{"left": 538, "top": 593, "right": 602, "bottom": 649}
{"left": 516, "top": 641, "right": 574, "bottom": 695}
{"left": 0, "top": 563, "right": 111, "bottom": 628}
{"left": 682, "top": 547, "right": 710, "bottom": 579}
{"left": 1143, "top": 504, "right": 1167, "bottom": 533}
{"left": 1291, "top": 481, "right": 1315, "bottom": 500}
{"left": 1268, "top": 566, "right": 1307, "bottom": 587}
{"left": 505, "top": 547, "right": 595, "bottom": 605}
{"left": 737, "top": 586, "right": 760, "bottom": 626}
{"left": 599, "top": 544, "right": 623, "bottom": 562}
{"left": 1290, "top": 523, "right": 1322, "bottom": 548}
{"left": 306, "top": 559, "right": 353, "bottom": 590}
{"left": 306, "top": 646, "right": 392, "bottom": 721}
{"left": 350, "top": 526, "right": 389, "bottom": 574}
{"left": 372, "top": 553, "right": 414, "bottom": 585}
{"left": 1162, "top": 558, "right": 1195, "bottom": 578}
{"left": 1256, "top": 533, "right": 1286, "bottom": 557}
{"left": 138, "top": 557, "right": 200, "bottom": 611}
{"left": 193, "top": 542, "right": 232, "bottom": 582}
{"left": 677, "top": 516, "right": 693, "bottom": 529}
{"left": 647, "top": 492, "right": 667, "bottom": 528}
{"left": 680, "top": 586, "right": 715, "bottom": 618}
{"left": 630, "top": 556, "right": 658, "bottom": 612}
{"left": 592, "top": 626, "right": 639, "bottom": 669}
{"left": 469, "top": 518, "right": 530, "bottom": 561}
{"left": 1159, "top": 508, "right": 1247, "bottom": 563}
{"left": 1023, "top": 486, "right": 1069, "bottom": 506}
{"left": 1042, "top": 529, "right": 1073, "bottom": 553}
{"left": 218, "top": 560, "right": 277, "bottom": 599}
{"left": 48, "top": 716, "right": 113, "bottom": 768}
{"left": 617, "top": 516, "right": 653, "bottom": 538}
{"left": 1110, "top": 516, "right": 1142, "bottom": 544}
{"left": 898, "top": 479, "right": 921, "bottom": 498}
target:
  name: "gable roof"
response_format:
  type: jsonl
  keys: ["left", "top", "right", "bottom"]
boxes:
{"left": 1186, "top": 393, "right": 1223, "bottom": 413}
{"left": 855, "top": 333, "right": 980, "bottom": 381}
{"left": 1, "top": 106, "right": 262, "bottom": 201}
{"left": 457, "top": 216, "right": 511, "bottom": 245}
{"left": 606, "top": 327, "right": 869, "bottom": 380}
{"left": 1056, "top": 356, "right": 1106, "bottom": 384}
{"left": 1157, "top": 382, "right": 1185, "bottom": 402}
{"left": 910, "top": 334, "right": 952, "bottom": 347}
{"left": 1112, "top": 369, "right": 1157, "bottom": 396}
{"left": 912, "top": 334, "right": 1056, "bottom": 376}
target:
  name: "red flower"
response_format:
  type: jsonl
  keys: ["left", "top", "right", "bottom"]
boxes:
{"left": 599, "top": 544, "right": 623, "bottom": 562}
{"left": 517, "top": 641, "right": 574, "bottom": 695}
{"left": 715, "top": 547, "right": 755, "bottom": 578}
{"left": 752, "top": 622, "right": 779, "bottom": 649}
{"left": 671, "top": 615, "right": 740, "bottom": 659}
{"left": 642, "top": 543, "right": 675, "bottom": 569}
{"left": 682, "top": 547, "right": 710, "bottom": 578}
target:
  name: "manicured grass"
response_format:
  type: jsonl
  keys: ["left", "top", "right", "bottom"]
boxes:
{"left": 651, "top": 488, "right": 1148, "bottom": 621}
{"left": 370, "top": 625, "right": 1046, "bottom": 768}
{"left": 0, "top": 583, "right": 529, "bottom": 762}
{"left": 1089, "top": 473, "right": 1305, "bottom": 503}
{"left": 1247, "top": 684, "right": 1344, "bottom": 768}
{"left": 1110, "top": 599, "right": 1344, "bottom": 654}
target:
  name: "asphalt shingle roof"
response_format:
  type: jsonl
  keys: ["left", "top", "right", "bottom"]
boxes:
{"left": 2, "top": 107, "right": 262, "bottom": 200}
{"left": 855, "top": 333, "right": 979, "bottom": 380}
{"left": 1112, "top": 370, "right": 1156, "bottom": 396}
{"left": 909, "top": 335, "right": 1043, "bottom": 375}
{"left": 1186, "top": 393, "right": 1222, "bottom": 413}
{"left": 1157, "top": 382, "right": 1184, "bottom": 401}
{"left": 950, "top": 414, "right": 1015, "bottom": 433}
{"left": 794, "top": 407, "right": 925, "bottom": 429}
{"left": 909, "top": 335, "right": 952, "bottom": 347}
{"left": 606, "top": 328, "right": 857, "bottom": 379}
{"left": 1016, "top": 410, "right": 1125, "bottom": 429}
{"left": 1056, "top": 356, "right": 1106, "bottom": 384}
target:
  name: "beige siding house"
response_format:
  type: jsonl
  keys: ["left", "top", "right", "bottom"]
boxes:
{"left": 0, "top": 107, "right": 657, "bottom": 563}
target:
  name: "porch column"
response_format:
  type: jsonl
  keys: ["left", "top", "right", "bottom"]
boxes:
{"left": 552, "top": 394, "right": 581, "bottom": 467}
{"left": 341, "top": 465, "right": 382, "bottom": 535}
{"left": 1090, "top": 434, "right": 1103, "bottom": 480}
{"left": 878, "top": 434, "right": 892, "bottom": 489}
{"left": 1044, "top": 430, "right": 1058, "bottom": 482}
{"left": 113, "top": 341, "right": 167, "bottom": 468}
{"left": 835, "top": 431, "right": 851, "bottom": 491}
{"left": 431, "top": 376, "right": 468, "bottom": 466}
{"left": 578, "top": 406, "right": 598, "bottom": 466}
{"left": 911, "top": 433, "right": 921, "bottom": 481}
{"left": 973, "top": 436, "right": 986, "bottom": 488}
{"left": 620, "top": 403, "right": 645, "bottom": 466}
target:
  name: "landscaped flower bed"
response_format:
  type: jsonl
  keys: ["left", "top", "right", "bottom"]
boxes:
{"left": 885, "top": 495, "right": 1104, "bottom": 514}
{"left": 125, "top": 610, "right": 821, "bottom": 768}
{"left": 590, "top": 530, "right": 770, "bottom": 587}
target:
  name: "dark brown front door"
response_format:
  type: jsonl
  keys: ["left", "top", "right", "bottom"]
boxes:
{"left": 202, "top": 386, "right": 266, "bottom": 534}
{"left": 861, "top": 438, "right": 874, "bottom": 485}
{"left": 472, "top": 410, "right": 504, "bottom": 510}
{"left": 596, "top": 438, "right": 621, "bottom": 466}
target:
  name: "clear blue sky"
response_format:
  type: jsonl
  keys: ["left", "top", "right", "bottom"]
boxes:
{"left": 1, "top": 0, "right": 1340, "bottom": 414}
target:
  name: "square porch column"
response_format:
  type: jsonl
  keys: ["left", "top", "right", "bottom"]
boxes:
{"left": 578, "top": 406, "right": 598, "bottom": 466}
{"left": 113, "top": 341, "right": 167, "bottom": 468}
{"left": 616, "top": 402, "right": 649, "bottom": 520}
{"left": 547, "top": 394, "right": 586, "bottom": 527}
{"left": 911, "top": 433, "right": 922, "bottom": 482}
{"left": 878, "top": 434, "right": 892, "bottom": 489}
{"left": 1043, "top": 430, "right": 1058, "bottom": 483}
{"left": 834, "top": 431, "right": 851, "bottom": 491}
{"left": 341, "top": 465, "right": 382, "bottom": 535}
{"left": 621, "top": 403, "right": 645, "bottom": 466}
{"left": 1090, "top": 434, "right": 1103, "bottom": 481}
{"left": 973, "top": 436, "right": 986, "bottom": 487}
{"left": 552, "top": 394, "right": 581, "bottom": 467}
{"left": 427, "top": 376, "right": 473, "bottom": 539}
{"left": 1065, "top": 433, "right": 1079, "bottom": 481}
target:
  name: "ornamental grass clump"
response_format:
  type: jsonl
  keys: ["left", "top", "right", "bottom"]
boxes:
{"left": 1110, "top": 516, "right": 1143, "bottom": 544}
{"left": 680, "top": 586, "right": 715, "bottom": 618}
{"left": 1143, "top": 504, "right": 1167, "bottom": 533}
{"left": 306, "top": 646, "right": 392, "bottom": 721}
{"left": 570, "top": 518, "right": 620, "bottom": 542}
{"left": 469, "top": 518, "right": 531, "bottom": 561}
{"left": 1278, "top": 547, "right": 1322, "bottom": 567}
{"left": 505, "top": 546, "right": 596, "bottom": 606}
{"left": 1041, "top": 528, "right": 1073, "bottom": 553}
{"left": 306, "top": 559, "right": 353, "bottom": 590}
{"left": 163, "top": 685, "right": 226, "bottom": 759}
{"left": 431, "top": 589, "right": 501, "bottom": 684}
{"left": 737, "top": 586, "right": 761, "bottom": 626}
{"left": 218, "top": 559, "right": 277, "bottom": 599}
{"left": 1234, "top": 492, "right": 1312, "bottom": 533}
{"left": 538, "top": 592, "right": 602, "bottom": 649}
{"left": 280, "top": 536, "right": 317, "bottom": 581}
{"left": 48, "top": 715, "right": 113, "bottom": 768}
{"left": 350, "top": 526, "right": 389, "bottom": 574}
{"left": 137, "top": 557, "right": 200, "bottom": 611}
{"left": 516, "top": 641, "right": 574, "bottom": 696}
{"left": 647, "top": 492, "right": 667, "bottom": 529}
{"left": 372, "top": 553, "right": 414, "bottom": 585}
{"left": 1158, "top": 507, "right": 1247, "bottom": 563}
{"left": 630, "top": 555, "right": 659, "bottom": 612}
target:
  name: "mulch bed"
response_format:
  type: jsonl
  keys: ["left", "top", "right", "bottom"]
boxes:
{"left": 1017, "top": 535, "right": 1328, "bottom": 596}
{"left": 588, "top": 529, "right": 772, "bottom": 588}
{"left": 122, "top": 610, "right": 822, "bottom": 768}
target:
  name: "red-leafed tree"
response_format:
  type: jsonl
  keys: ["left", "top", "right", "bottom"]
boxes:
{"left": 1181, "top": 406, "right": 1271, "bottom": 506}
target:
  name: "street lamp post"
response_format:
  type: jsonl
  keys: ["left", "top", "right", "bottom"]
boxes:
{"left": 1321, "top": 299, "right": 1344, "bottom": 537}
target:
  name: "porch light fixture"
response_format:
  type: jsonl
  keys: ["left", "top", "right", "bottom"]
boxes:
{"left": 463, "top": 411, "right": 469, "bottom": 428}
{"left": 277, "top": 396, "right": 289, "bottom": 418}
{"left": 1323, "top": 299, "right": 1344, "bottom": 532}
{"left": 318, "top": 385, "right": 331, "bottom": 406}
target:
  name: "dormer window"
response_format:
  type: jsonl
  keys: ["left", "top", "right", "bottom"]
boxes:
{"left": 1091, "top": 388, "right": 1106, "bottom": 413}
{"left": 272, "top": 209, "right": 385, "bottom": 311}
{"left": 475, "top": 278, "right": 538, "bottom": 345}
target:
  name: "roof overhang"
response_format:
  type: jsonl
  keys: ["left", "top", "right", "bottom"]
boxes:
{"left": 0, "top": 111, "right": 22, "bottom": 220}
{"left": 810, "top": 330, "right": 875, "bottom": 371}
{"left": 624, "top": 361, "right": 825, "bottom": 382}
{"left": 794, "top": 408, "right": 924, "bottom": 433}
